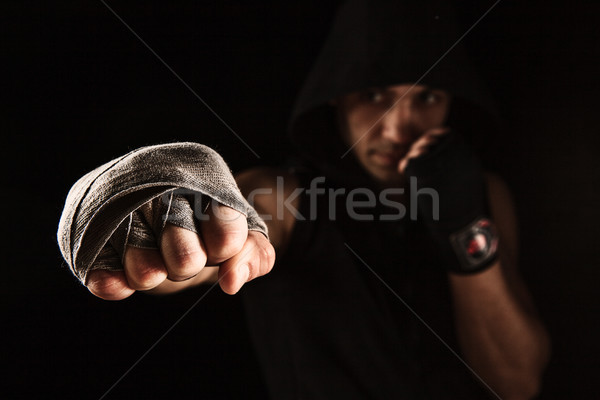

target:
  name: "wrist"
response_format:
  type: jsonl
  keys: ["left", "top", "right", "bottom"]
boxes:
{"left": 432, "top": 216, "right": 499, "bottom": 275}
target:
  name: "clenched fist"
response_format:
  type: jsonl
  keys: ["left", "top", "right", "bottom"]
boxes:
{"left": 86, "top": 202, "right": 275, "bottom": 300}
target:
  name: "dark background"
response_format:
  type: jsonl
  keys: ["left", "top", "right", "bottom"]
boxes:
{"left": 3, "top": 1, "right": 599, "bottom": 398}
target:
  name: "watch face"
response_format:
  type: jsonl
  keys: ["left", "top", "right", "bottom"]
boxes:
{"left": 450, "top": 217, "right": 499, "bottom": 272}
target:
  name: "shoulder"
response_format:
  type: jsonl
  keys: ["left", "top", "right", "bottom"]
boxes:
{"left": 236, "top": 166, "right": 300, "bottom": 194}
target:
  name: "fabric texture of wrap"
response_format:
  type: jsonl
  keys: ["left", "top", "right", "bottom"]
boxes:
{"left": 57, "top": 142, "right": 268, "bottom": 284}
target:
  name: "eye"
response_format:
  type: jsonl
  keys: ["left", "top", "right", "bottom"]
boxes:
{"left": 418, "top": 90, "right": 440, "bottom": 105}
{"left": 360, "top": 89, "right": 385, "bottom": 104}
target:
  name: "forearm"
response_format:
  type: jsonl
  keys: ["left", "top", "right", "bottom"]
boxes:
{"left": 449, "top": 259, "right": 551, "bottom": 399}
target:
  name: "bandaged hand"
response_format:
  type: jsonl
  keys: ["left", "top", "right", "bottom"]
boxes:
{"left": 57, "top": 143, "right": 275, "bottom": 299}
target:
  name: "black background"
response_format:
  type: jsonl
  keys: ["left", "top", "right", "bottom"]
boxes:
{"left": 3, "top": 1, "right": 599, "bottom": 398}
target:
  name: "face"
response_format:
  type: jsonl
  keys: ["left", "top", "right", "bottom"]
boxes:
{"left": 336, "top": 84, "right": 450, "bottom": 186}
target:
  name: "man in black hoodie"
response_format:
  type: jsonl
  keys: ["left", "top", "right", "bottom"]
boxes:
{"left": 59, "top": 1, "right": 550, "bottom": 398}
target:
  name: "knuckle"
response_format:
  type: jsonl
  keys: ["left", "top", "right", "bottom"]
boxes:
{"left": 205, "top": 229, "right": 247, "bottom": 259}
{"left": 166, "top": 248, "right": 206, "bottom": 277}
{"left": 124, "top": 248, "right": 166, "bottom": 289}
{"left": 260, "top": 242, "right": 276, "bottom": 265}
{"left": 127, "top": 264, "right": 165, "bottom": 290}
{"left": 87, "top": 271, "right": 131, "bottom": 300}
{"left": 212, "top": 204, "right": 244, "bottom": 221}
{"left": 253, "top": 240, "right": 275, "bottom": 277}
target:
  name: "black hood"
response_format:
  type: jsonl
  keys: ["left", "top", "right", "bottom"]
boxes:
{"left": 288, "top": 0, "right": 495, "bottom": 187}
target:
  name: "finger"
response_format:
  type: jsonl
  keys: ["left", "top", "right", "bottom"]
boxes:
{"left": 160, "top": 223, "right": 208, "bottom": 281}
{"left": 398, "top": 128, "right": 451, "bottom": 173}
{"left": 399, "top": 137, "right": 438, "bottom": 173}
{"left": 123, "top": 246, "right": 168, "bottom": 290}
{"left": 87, "top": 269, "right": 135, "bottom": 301}
{"left": 201, "top": 202, "right": 248, "bottom": 265}
{"left": 218, "top": 231, "right": 275, "bottom": 295}
{"left": 424, "top": 127, "right": 450, "bottom": 137}
{"left": 399, "top": 147, "right": 431, "bottom": 173}
{"left": 398, "top": 156, "right": 411, "bottom": 174}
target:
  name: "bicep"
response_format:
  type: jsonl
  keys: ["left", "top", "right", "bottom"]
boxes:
{"left": 486, "top": 173, "right": 538, "bottom": 311}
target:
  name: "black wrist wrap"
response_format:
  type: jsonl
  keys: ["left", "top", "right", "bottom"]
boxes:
{"left": 405, "top": 131, "right": 498, "bottom": 274}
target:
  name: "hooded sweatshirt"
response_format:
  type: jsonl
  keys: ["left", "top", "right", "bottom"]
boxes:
{"left": 241, "top": 1, "right": 496, "bottom": 398}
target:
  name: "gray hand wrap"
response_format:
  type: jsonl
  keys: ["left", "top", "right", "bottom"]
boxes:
{"left": 57, "top": 142, "right": 268, "bottom": 285}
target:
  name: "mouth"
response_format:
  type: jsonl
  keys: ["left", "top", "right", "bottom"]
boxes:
{"left": 368, "top": 148, "right": 405, "bottom": 168}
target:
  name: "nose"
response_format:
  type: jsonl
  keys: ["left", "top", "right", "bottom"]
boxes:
{"left": 380, "top": 103, "right": 417, "bottom": 144}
